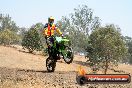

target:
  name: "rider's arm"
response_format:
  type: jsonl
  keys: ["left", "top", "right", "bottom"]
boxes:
{"left": 44, "top": 28, "right": 48, "bottom": 35}
{"left": 56, "top": 27, "right": 62, "bottom": 35}
{"left": 43, "top": 23, "right": 48, "bottom": 37}
{"left": 44, "top": 23, "right": 48, "bottom": 28}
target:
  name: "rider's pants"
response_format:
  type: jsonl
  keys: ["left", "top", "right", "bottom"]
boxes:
{"left": 45, "top": 36, "right": 54, "bottom": 56}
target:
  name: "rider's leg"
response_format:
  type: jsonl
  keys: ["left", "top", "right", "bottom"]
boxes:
{"left": 47, "top": 37, "right": 55, "bottom": 56}
{"left": 45, "top": 37, "right": 52, "bottom": 56}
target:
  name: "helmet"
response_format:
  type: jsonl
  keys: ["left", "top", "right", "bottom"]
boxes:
{"left": 48, "top": 16, "right": 54, "bottom": 24}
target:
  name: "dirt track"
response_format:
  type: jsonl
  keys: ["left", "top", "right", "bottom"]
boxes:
{"left": 0, "top": 45, "right": 132, "bottom": 88}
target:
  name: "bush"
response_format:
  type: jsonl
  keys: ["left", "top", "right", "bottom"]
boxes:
{"left": 86, "top": 25, "right": 127, "bottom": 74}
{"left": 0, "top": 29, "right": 20, "bottom": 45}
{"left": 21, "top": 28, "right": 43, "bottom": 53}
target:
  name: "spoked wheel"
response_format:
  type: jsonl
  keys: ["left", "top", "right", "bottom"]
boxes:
{"left": 46, "top": 56, "right": 56, "bottom": 72}
{"left": 63, "top": 47, "right": 74, "bottom": 64}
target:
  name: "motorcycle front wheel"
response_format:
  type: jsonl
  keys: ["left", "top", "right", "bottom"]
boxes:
{"left": 63, "top": 47, "right": 74, "bottom": 64}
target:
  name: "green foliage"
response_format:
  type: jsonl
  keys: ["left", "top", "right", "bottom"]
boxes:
{"left": 123, "top": 36, "right": 132, "bottom": 64}
{"left": 86, "top": 24, "right": 127, "bottom": 74}
{"left": 0, "top": 14, "right": 19, "bottom": 32}
{"left": 57, "top": 5, "right": 100, "bottom": 51}
{"left": 128, "top": 42, "right": 132, "bottom": 58}
{"left": 56, "top": 16, "right": 71, "bottom": 33}
{"left": 21, "top": 27, "right": 43, "bottom": 53}
{"left": 0, "top": 14, "right": 20, "bottom": 45}
{"left": 71, "top": 5, "right": 100, "bottom": 36}
{"left": 0, "top": 29, "right": 20, "bottom": 45}
{"left": 19, "top": 27, "right": 28, "bottom": 38}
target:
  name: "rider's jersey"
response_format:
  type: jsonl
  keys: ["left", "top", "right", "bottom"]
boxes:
{"left": 43, "top": 23, "right": 62, "bottom": 37}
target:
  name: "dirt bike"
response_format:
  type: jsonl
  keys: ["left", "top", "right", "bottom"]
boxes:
{"left": 46, "top": 35, "right": 74, "bottom": 72}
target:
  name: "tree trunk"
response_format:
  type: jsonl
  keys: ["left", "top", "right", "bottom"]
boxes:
{"left": 104, "top": 58, "right": 108, "bottom": 74}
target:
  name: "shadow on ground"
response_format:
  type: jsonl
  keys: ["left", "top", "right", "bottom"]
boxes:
{"left": 0, "top": 67, "right": 77, "bottom": 74}
{"left": 73, "top": 60, "right": 89, "bottom": 67}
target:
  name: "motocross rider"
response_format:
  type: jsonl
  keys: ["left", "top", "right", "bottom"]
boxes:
{"left": 43, "top": 16, "right": 63, "bottom": 56}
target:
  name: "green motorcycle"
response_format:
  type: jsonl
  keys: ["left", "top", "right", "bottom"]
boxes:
{"left": 46, "top": 36, "right": 74, "bottom": 72}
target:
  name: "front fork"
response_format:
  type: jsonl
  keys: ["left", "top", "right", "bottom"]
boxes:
{"left": 60, "top": 48, "right": 68, "bottom": 60}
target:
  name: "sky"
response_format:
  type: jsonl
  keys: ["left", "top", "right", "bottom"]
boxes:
{"left": 0, "top": 0, "right": 132, "bottom": 37}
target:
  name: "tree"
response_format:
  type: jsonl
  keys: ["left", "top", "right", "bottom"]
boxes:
{"left": 57, "top": 5, "right": 100, "bottom": 51}
{"left": 0, "top": 14, "right": 19, "bottom": 32}
{"left": 19, "top": 27, "right": 28, "bottom": 36}
{"left": 0, "top": 14, "right": 20, "bottom": 45}
{"left": 123, "top": 36, "right": 132, "bottom": 64}
{"left": 0, "top": 14, "right": 2, "bottom": 30}
{"left": 21, "top": 26, "right": 43, "bottom": 53}
{"left": 56, "top": 16, "right": 72, "bottom": 32}
{"left": 86, "top": 24, "right": 127, "bottom": 74}
{"left": 71, "top": 5, "right": 100, "bottom": 36}
{"left": 128, "top": 41, "right": 132, "bottom": 64}
{"left": 56, "top": 16, "right": 77, "bottom": 48}
{"left": 0, "top": 29, "right": 20, "bottom": 45}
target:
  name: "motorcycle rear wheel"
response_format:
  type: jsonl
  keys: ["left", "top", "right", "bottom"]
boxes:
{"left": 46, "top": 56, "right": 56, "bottom": 72}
